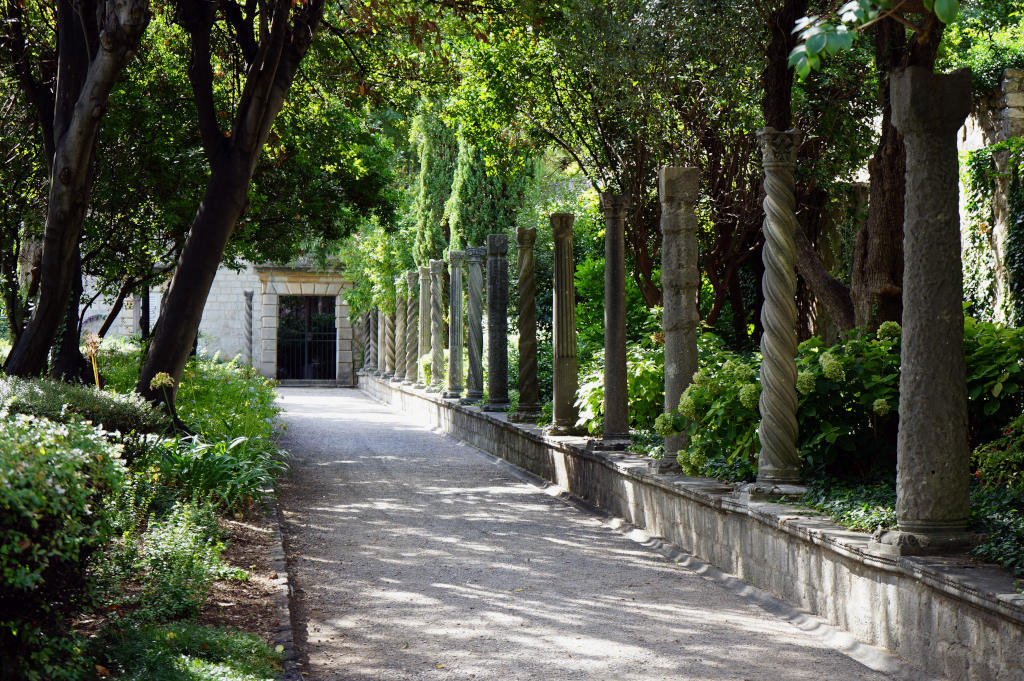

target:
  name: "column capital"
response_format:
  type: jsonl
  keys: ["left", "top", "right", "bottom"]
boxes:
{"left": 599, "top": 192, "right": 632, "bottom": 217}
{"left": 891, "top": 67, "right": 971, "bottom": 136}
{"left": 487, "top": 233, "right": 508, "bottom": 257}
{"left": 757, "top": 128, "right": 801, "bottom": 167}
{"left": 516, "top": 226, "right": 537, "bottom": 249}
{"left": 466, "top": 245, "right": 486, "bottom": 263}
{"left": 448, "top": 249, "right": 466, "bottom": 267}
{"left": 418, "top": 265, "right": 429, "bottom": 281}
{"left": 429, "top": 259, "right": 443, "bottom": 275}
{"left": 406, "top": 270, "right": 418, "bottom": 287}
{"left": 658, "top": 166, "right": 700, "bottom": 207}
{"left": 550, "top": 213, "right": 575, "bottom": 240}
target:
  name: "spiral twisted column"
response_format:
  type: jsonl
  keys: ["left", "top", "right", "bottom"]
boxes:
{"left": 484, "top": 234, "right": 510, "bottom": 411}
{"left": 416, "top": 266, "right": 430, "bottom": 388}
{"left": 464, "top": 246, "right": 486, "bottom": 404}
{"left": 755, "top": 128, "right": 801, "bottom": 484}
{"left": 393, "top": 277, "right": 407, "bottom": 382}
{"left": 445, "top": 250, "right": 466, "bottom": 398}
{"left": 546, "top": 214, "right": 582, "bottom": 435}
{"left": 404, "top": 271, "right": 419, "bottom": 385}
{"left": 368, "top": 310, "right": 379, "bottom": 374}
{"left": 383, "top": 308, "right": 395, "bottom": 378}
{"left": 428, "top": 259, "right": 445, "bottom": 392}
{"left": 659, "top": 167, "right": 701, "bottom": 471}
{"left": 511, "top": 227, "right": 541, "bottom": 422}
{"left": 360, "top": 312, "right": 371, "bottom": 373}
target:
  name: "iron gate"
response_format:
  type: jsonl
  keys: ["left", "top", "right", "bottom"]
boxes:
{"left": 277, "top": 295, "right": 336, "bottom": 380}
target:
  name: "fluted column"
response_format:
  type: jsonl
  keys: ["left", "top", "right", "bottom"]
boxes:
{"left": 874, "top": 67, "right": 975, "bottom": 556}
{"left": 429, "top": 259, "right": 445, "bottom": 392}
{"left": 546, "top": 214, "right": 582, "bottom": 435}
{"left": 658, "top": 167, "right": 701, "bottom": 472}
{"left": 445, "top": 250, "right": 466, "bottom": 398}
{"left": 393, "top": 278, "right": 407, "bottom": 382}
{"left": 405, "top": 271, "right": 418, "bottom": 385}
{"left": 416, "top": 266, "right": 430, "bottom": 388}
{"left": 511, "top": 227, "right": 541, "bottom": 422}
{"left": 593, "top": 194, "right": 630, "bottom": 448}
{"left": 464, "top": 246, "right": 486, "bottom": 404}
{"left": 754, "top": 129, "right": 801, "bottom": 485}
{"left": 484, "top": 234, "right": 510, "bottom": 411}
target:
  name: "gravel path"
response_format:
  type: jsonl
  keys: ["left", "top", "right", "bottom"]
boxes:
{"left": 277, "top": 387, "right": 896, "bottom": 681}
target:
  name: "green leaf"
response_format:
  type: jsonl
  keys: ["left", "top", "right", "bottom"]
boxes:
{"left": 806, "top": 31, "right": 828, "bottom": 56}
{"left": 933, "top": 0, "right": 959, "bottom": 23}
{"left": 992, "top": 382, "right": 1003, "bottom": 398}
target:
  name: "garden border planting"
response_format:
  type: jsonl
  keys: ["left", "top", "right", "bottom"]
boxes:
{"left": 360, "top": 375, "right": 1024, "bottom": 681}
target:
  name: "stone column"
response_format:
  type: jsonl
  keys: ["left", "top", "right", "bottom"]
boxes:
{"left": 753, "top": 128, "right": 802, "bottom": 489}
{"left": 546, "top": 214, "right": 582, "bottom": 435}
{"left": 393, "top": 278, "right": 407, "bottom": 382}
{"left": 416, "top": 266, "right": 430, "bottom": 388}
{"left": 383, "top": 307, "right": 396, "bottom": 378}
{"left": 657, "top": 167, "right": 701, "bottom": 473}
{"left": 243, "top": 290, "right": 254, "bottom": 366}
{"left": 593, "top": 194, "right": 630, "bottom": 448}
{"left": 484, "top": 234, "right": 510, "bottom": 411}
{"left": 405, "top": 271, "right": 419, "bottom": 385}
{"left": 444, "top": 250, "right": 466, "bottom": 398}
{"left": 874, "top": 67, "right": 975, "bottom": 556}
{"left": 510, "top": 227, "right": 542, "bottom": 423}
{"left": 362, "top": 311, "right": 372, "bottom": 374}
{"left": 368, "top": 310, "right": 379, "bottom": 374}
{"left": 428, "top": 259, "right": 445, "bottom": 392}
{"left": 464, "top": 246, "right": 486, "bottom": 404}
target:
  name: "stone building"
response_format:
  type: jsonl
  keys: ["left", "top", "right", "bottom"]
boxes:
{"left": 86, "top": 260, "right": 357, "bottom": 386}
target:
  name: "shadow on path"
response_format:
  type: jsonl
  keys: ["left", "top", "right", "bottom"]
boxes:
{"left": 277, "top": 387, "right": 893, "bottom": 681}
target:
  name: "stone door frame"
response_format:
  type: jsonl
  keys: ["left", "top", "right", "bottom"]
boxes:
{"left": 255, "top": 267, "right": 354, "bottom": 386}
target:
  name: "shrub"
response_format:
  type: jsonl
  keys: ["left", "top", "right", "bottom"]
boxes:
{"left": 575, "top": 342, "right": 666, "bottom": 435}
{"left": 134, "top": 502, "right": 225, "bottom": 621}
{"left": 0, "top": 415, "right": 124, "bottom": 677}
{"left": 0, "top": 376, "right": 169, "bottom": 437}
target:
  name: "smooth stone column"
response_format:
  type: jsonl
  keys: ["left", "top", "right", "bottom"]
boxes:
{"left": 546, "top": 214, "right": 583, "bottom": 435}
{"left": 657, "top": 167, "right": 701, "bottom": 473}
{"left": 393, "top": 278, "right": 407, "bottom": 382}
{"left": 750, "top": 128, "right": 802, "bottom": 492}
{"left": 383, "top": 308, "right": 395, "bottom": 378}
{"left": 428, "top": 259, "right": 445, "bottom": 392}
{"left": 484, "top": 234, "right": 510, "bottom": 411}
{"left": 416, "top": 266, "right": 430, "bottom": 388}
{"left": 592, "top": 193, "right": 630, "bottom": 449}
{"left": 445, "top": 250, "right": 466, "bottom": 399}
{"left": 404, "top": 270, "right": 418, "bottom": 385}
{"left": 874, "top": 67, "right": 975, "bottom": 556}
{"left": 463, "top": 246, "right": 486, "bottom": 404}
{"left": 510, "top": 227, "right": 542, "bottom": 423}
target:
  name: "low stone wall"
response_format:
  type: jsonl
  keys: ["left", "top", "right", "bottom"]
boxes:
{"left": 360, "top": 375, "right": 1024, "bottom": 681}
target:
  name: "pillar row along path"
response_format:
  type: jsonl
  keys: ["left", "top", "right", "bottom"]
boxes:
{"left": 276, "top": 388, "right": 903, "bottom": 681}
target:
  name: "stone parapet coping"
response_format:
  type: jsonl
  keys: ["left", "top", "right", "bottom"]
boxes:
{"left": 361, "top": 375, "right": 1024, "bottom": 681}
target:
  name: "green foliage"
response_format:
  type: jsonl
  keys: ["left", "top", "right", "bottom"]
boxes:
{"left": 155, "top": 436, "right": 286, "bottom": 513}
{"left": 575, "top": 340, "right": 665, "bottom": 436}
{"left": 800, "top": 478, "right": 898, "bottom": 532}
{"left": 411, "top": 101, "right": 458, "bottom": 265}
{"left": 0, "top": 416, "right": 123, "bottom": 677}
{"left": 964, "top": 316, "right": 1024, "bottom": 445}
{"left": 971, "top": 484, "right": 1024, "bottom": 578}
{"left": 133, "top": 502, "right": 225, "bottom": 621}
{"left": 0, "top": 375, "right": 169, "bottom": 437}
{"left": 942, "top": 6, "right": 1024, "bottom": 93}
{"left": 97, "top": 621, "right": 281, "bottom": 681}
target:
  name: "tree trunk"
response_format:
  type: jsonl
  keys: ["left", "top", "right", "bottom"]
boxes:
{"left": 2, "top": 0, "right": 149, "bottom": 376}
{"left": 761, "top": 0, "right": 808, "bottom": 131}
{"left": 50, "top": 246, "right": 90, "bottom": 383}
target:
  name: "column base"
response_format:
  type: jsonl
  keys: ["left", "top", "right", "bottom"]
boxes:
{"left": 587, "top": 437, "right": 630, "bottom": 452}
{"left": 426, "top": 383, "right": 444, "bottom": 393}
{"left": 481, "top": 401, "right": 510, "bottom": 412}
{"left": 460, "top": 395, "right": 482, "bottom": 405}
{"left": 544, "top": 423, "right": 586, "bottom": 437}
{"left": 869, "top": 529, "right": 980, "bottom": 557}
{"left": 648, "top": 457, "right": 682, "bottom": 474}
{"left": 508, "top": 409, "right": 543, "bottom": 424}
{"left": 732, "top": 481, "right": 807, "bottom": 503}
{"left": 443, "top": 389, "right": 463, "bottom": 399}
{"left": 402, "top": 379, "right": 415, "bottom": 386}
{"left": 391, "top": 375, "right": 406, "bottom": 383}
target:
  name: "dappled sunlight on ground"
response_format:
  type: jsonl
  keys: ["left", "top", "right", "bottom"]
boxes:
{"left": 276, "top": 388, "right": 890, "bottom": 681}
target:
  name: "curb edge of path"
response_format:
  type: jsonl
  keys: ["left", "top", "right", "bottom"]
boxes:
{"left": 265, "top": 495, "right": 301, "bottom": 681}
{"left": 361, "top": 387, "right": 943, "bottom": 681}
